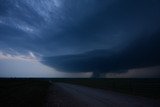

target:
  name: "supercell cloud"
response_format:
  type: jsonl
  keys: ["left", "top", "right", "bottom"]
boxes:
{"left": 0, "top": 0, "right": 160, "bottom": 77}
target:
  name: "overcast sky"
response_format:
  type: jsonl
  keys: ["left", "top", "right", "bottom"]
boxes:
{"left": 0, "top": 0, "right": 160, "bottom": 77}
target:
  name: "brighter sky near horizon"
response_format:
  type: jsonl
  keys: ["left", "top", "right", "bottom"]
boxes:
{"left": 0, "top": 52, "right": 92, "bottom": 77}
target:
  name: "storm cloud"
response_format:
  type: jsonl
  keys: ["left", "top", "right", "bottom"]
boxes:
{"left": 42, "top": 32, "right": 160, "bottom": 76}
{"left": 0, "top": 0, "right": 160, "bottom": 77}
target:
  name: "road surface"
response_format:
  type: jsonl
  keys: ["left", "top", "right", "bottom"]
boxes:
{"left": 0, "top": 81, "right": 160, "bottom": 107}
{"left": 45, "top": 82, "right": 160, "bottom": 107}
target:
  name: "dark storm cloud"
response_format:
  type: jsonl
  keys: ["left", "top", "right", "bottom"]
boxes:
{"left": 37, "top": 0, "right": 160, "bottom": 55}
{"left": 0, "top": 0, "right": 114, "bottom": 55}
{"left": 0, "top": 0, "right": 160, "bottom": 77}
{"left": 42, "top": 32, "right": 160, "bottom": 75}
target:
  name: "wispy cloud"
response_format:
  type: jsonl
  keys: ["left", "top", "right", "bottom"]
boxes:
{"left": 0, "top": 51, "right": 38, "bottom": 62}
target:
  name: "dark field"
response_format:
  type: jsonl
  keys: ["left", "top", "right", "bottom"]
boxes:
{"left": 52, "top": 78, "right": 160, "bottom": 99}
{"left": 0, "top": 78, "right": 160, "bottom": 107}
{"left": 0, "top": 79, "right": 50, "bottom": 107}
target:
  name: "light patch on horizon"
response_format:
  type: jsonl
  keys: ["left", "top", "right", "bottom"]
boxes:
{"left": 105, "top": 66, "right": 160, "bottom": 78}
{"left": 0, "top": 51, "right": 92, "bottom": 78}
